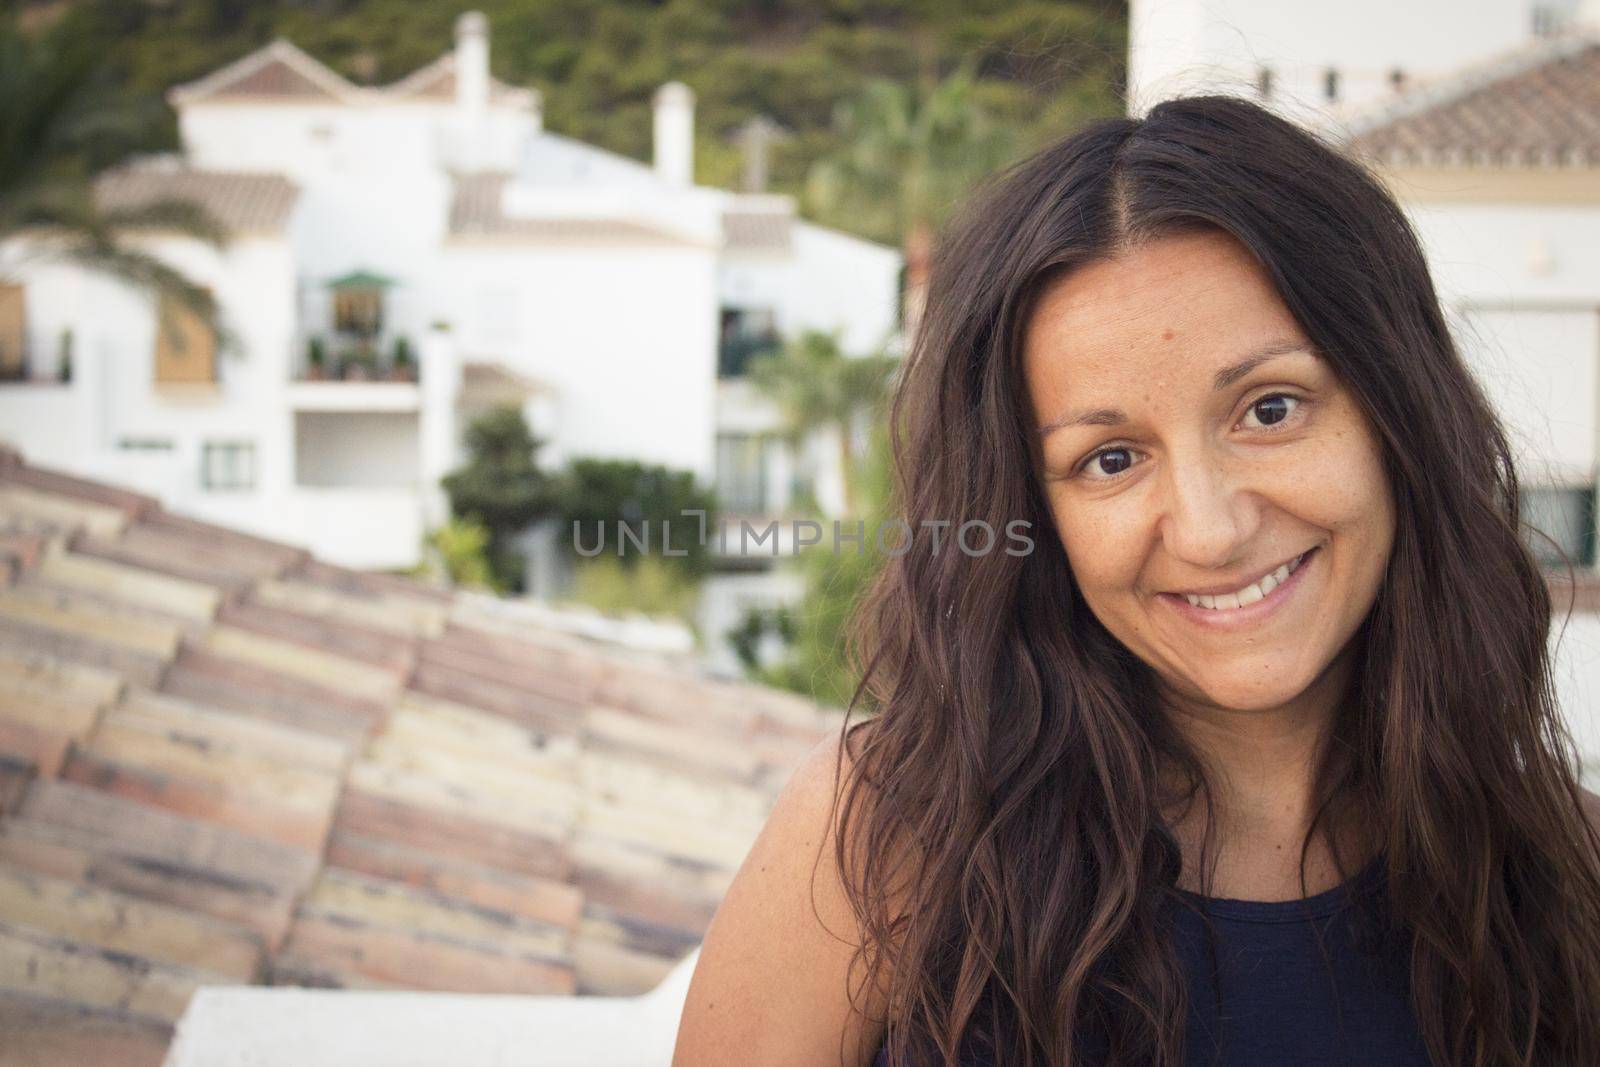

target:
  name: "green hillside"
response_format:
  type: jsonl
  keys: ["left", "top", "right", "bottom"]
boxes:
{"left": 18, "top": 0, "right": 1126, "bottom": 243}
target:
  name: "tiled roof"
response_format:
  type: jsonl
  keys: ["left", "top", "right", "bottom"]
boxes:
{"left": 0, "top": 445, "right": 834, "bottom": 1064}
{"left": 1347, "top": 35, "right": 1600, "bottom": 168}
{"left": 722, "top": 207, "right": 794, "bottom": 253}
{"left": 168, "top": 40, "right": 364, "bottom": 107}
{"left": 460, "top": 361, "right": 552, "bottom": 407}
{"left": 94, "top": 166, "right": 300, "bottom": 235}
{"left": 448, "top": 174, "right": 698, "bottom": 245}
{"left": 382, "top": 53, "right": 534, "bottom": 107}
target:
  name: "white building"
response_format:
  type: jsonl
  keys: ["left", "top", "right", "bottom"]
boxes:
{"left": 0, "top": 12, "right": 901, "bottom": 587}
{"left": 1129, "top": 1, "right": 1600, "bottom": 777}
{"left": 1129, "top": 0, "right": 1597, "bottom": 120}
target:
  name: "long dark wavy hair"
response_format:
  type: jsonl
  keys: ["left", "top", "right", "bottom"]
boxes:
{"left": 828, "top": 94, "right": 1600, "bottom": 1066}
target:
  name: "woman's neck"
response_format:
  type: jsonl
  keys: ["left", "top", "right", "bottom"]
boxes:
{"left": 1155, "top": 641, "right": 1370, "bottom": 900}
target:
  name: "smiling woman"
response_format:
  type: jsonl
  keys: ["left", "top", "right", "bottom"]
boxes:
{"left": 1025, "top": 232, "right": 1398, "bottom": 735}
{"left": 672, "top": 96, "right": 1600, "bottom": 1067}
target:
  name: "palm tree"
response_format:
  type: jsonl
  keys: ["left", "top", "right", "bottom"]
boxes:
{"left": 804, "top": 60, "right": 1020, "bottom": 347}
{"left": 0, "top": 11, "right": 228, "bottom": 354}
{"left": 747, "top": 329, "right": 898, "bottom": 518}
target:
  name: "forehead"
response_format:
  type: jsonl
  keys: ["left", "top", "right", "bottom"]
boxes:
{"left": 1021, "top": 230, "right": 1305, "bottom": 398}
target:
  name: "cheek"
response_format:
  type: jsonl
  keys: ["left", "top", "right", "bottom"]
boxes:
{"left": 1051, "top": 502, "right": 1146, "bottom": 601}
{"left": 1289, "top": 421, "right": 1394, "bottom": 541}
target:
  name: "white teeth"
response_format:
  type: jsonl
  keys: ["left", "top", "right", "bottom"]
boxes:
{"left": 1181, "top": 551, "right": 1308, "bottom": 610}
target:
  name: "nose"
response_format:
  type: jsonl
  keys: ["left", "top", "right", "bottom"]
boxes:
{"left": 1156, "top": 441, "right": 1261, "bottom": 571}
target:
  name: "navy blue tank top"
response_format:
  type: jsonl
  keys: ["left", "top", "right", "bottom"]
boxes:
{"left": 871, "top": 857, "right": 1432, "bottom": 1066}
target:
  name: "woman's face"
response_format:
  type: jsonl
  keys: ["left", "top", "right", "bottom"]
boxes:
{"left": 1022, "top": 228, "right": 1396, "bottom": 716}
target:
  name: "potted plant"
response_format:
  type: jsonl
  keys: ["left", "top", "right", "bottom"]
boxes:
{"left": 340, "top": 341, "right": 377, "bottom": 381}
{"left": 305, "top": 336, "right": 328, "bottom": 380}
{"left": 388, "top": 335, "right": 416, "bottom": 382}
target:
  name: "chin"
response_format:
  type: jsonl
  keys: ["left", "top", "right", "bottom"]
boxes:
{"left": 1187, "top": 661, "right": 1322, "bottom": 713}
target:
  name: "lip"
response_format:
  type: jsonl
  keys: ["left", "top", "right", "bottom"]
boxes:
{"left": 1156, "top": 546, "right": 1319, "bottom": 631}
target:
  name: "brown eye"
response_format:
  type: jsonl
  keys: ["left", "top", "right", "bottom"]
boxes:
{"left": 1243, "top": 393, "right": 1299, "bottom": 429}
{"left": 1081, "top": 447, "right": 1134, "bottom": 479}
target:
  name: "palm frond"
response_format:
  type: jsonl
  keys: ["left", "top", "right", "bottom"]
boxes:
{"left": 59, "top": 238, "right": 236, "bottom": 357}
{"left": 0, "top": 11, "right": 236, "bottom": 359}
{"left": 99, "top": 197, "right": 231, "bottom": 249}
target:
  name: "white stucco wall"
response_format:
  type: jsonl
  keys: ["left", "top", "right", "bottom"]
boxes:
{"left": 0, "top": 231, "right": 298, "bottom": 535}
{"left": 1549, "top": 611, "right": 1600, "bottom": 787}
{"left": 1404, "top": 199, "right": 1600, "bottom": 485}
{"left": 718, "top": 222, "right": 901, "bottom": 357}
{"left": 4, "top": 32, "right": 899, "bottom": 571}
{"left": 1129, "top": 0, "right": 1541, "bottom": 117}
{"left": 295, "top": 411, "right": 421, "bottom": 488}
{"left": 439, "top": 240, "right": 720, "bottom": 485}
{"left": 180, "top": 102, "right": 534, "bottom": 180}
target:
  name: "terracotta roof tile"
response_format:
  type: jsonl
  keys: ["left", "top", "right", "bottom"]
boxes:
{"left": 0, "top": 990, "right": 171, "bottom": 1067}
{"left": 723, "top": 207, "right": 794, "bottom": 252}
{"left": 0, "top": 448, "right": 838, "bottom": 1058}
{"left": 167, "top": 39, "right": 360, "bottom": 107}
{"left": 1348, "top": 37, "right": 1600, "bottom": 168}
{"left": 161, "top": 648, "right": 385, "bottom": 749}
{"left": 382, "top": 53, "right": 533, "bottom": 107}
{"left": 448, "top": 173, "right": 699, "bottom": 245}
{"left": 93, "top": 167, "right": 300, "bottom": 234}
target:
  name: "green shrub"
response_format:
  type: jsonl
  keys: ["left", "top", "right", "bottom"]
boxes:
{"left": 426, "top": 517, "right": 496, "bottom": 590}
{"left": 441, "top": 406, "right": 558, "bottom": 593}
{"left": 565, "top": 554, "right": 702, "bottom": 625}
{"left": 553, "top": 458, "right": 717, "bottom": 578}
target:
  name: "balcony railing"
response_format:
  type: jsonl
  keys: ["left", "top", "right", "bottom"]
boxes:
{"left": 717, "top": 333, "right": 781, "bottom": 379}
{"left": 296, "top": 334, "right": 417, "bottom": 384}
{"left": 0, "top": 334, "right": 72, "bottom": 384}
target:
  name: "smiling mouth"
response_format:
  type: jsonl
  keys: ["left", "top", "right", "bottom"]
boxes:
{"left": 1169, "top": 548, "right": 1316, "bottom": 610}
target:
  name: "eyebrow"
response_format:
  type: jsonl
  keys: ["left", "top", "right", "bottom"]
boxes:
{"left": 1036, "top": 340, "right": 1318, "bottom": 437}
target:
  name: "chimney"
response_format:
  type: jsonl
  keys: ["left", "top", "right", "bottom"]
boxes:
{"left": 653, "top": 81, "right": 695, "bottom": 186}
{"left": 735, "top": 114, "right": 788, "bottom": 193}
{"left": 455, "top": 11, "right": 489, "bottom": 118}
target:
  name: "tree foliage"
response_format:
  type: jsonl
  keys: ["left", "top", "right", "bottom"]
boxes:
{"left": 750, "top": 415, "right": 896, "bottom": 708}
{"left": 746, "top": 327, "right": 896, "bottom": 516}
{"left": 0, "top": 8, "right": 230, "bottom": 348}
{"left": 44, "top": 0, "right": 1126, "bottom": 245}
{"left": 554, "top": 457, "right": 718, "bottom": 578}
{"left": 440, "top": 405, "right": 560, "bottom": 591}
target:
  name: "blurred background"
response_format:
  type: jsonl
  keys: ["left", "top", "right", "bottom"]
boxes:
{"left": 0, "top": 0, "right": 1597, "bottom": 1064}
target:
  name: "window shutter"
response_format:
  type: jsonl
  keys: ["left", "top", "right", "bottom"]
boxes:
{"left": 154, "top": 290, "right": 216, "bottom": 384}
{"left": 0, "top": 284, "right": 25, "bottom": 376}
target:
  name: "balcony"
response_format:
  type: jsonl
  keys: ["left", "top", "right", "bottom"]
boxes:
{"left": 717, "top": 306, "right": 781, "bottom": 379}
{"left": 291, "top": 333, "right": 421, "bottom": 411}
{"left": 288, "top": 378, "right": 420, "bottom": 413}
{"left": 717, "top": 332, "right": 781, "bottom": 379}
{"left": 0, "top": 333, "right": 73, "bottom": 386}
{"left": 295, "top": 335, "right": 418, "bottom": 384}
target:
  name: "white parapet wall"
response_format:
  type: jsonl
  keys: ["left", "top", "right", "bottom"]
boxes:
{"left": 164, "top": 946, "right": 700, "bottom": 1067}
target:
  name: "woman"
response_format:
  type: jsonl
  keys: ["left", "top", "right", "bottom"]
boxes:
{"left": 673, "top": 95, "right": 1600, "bottom": 1065}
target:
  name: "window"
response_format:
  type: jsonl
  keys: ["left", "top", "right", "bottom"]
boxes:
{"left": 117, "top": 437, "right": 175, "bottom": 452}
{"left": 201, "top": 440, "right": 256, "bottom": 491}
{"left": 719, "top": 306, "right": 781, "bottom": 378}
{"left": 333, "top": 288, "right": 383, "bottom": 337}
{"left": 154, "top": 289, "right": 216, "bottom": 385}
{"left": 1521, "top": 486, "right": 1596, "bottom": 567}
{"left": 716, "top": 433, "right": 768, "bottom": 514}
{"left": 0, "top": 283, "right": 25, "bottom": 379}
{"left": 1532, "top": 4, "right": 1564, "bottom": 37}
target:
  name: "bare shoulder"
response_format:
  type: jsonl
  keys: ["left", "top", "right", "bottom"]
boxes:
{"left": 672, "top": 727, "right": 888, "bottom": 1067}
